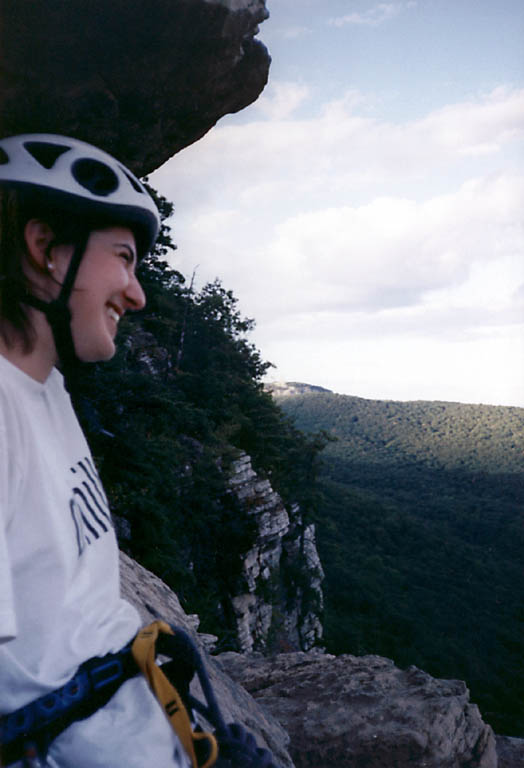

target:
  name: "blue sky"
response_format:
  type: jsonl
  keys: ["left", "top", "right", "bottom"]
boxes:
{"left": 151, "top": 0, "right": 524, "bottom": 406}
{"left": 261, "top": 1, "right": 524, "bottom": 115}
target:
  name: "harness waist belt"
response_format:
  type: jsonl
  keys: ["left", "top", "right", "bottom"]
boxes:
{"left": 0, "top": 643, "right": 138, "bottom": 766}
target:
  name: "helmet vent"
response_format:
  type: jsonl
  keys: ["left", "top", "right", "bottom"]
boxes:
{"left": 0, "top": 148, "right": 8, "bottom": 165}
{"left": 121, "top": 166, "right": 145, "bottom": 194}
{"left": 24, "top": 141, "right": 70, "bottom": 169}
{"left": 72, "top": 158, "right": 119, "bottom": 197}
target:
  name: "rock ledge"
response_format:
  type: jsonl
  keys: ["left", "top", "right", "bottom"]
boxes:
{"left": 1, "top": 0, "right": 271, "bottom": 174}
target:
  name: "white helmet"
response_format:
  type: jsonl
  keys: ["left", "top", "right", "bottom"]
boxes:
{"left": 0, "top": 133, "right": 160, "bottom": 256}
{"left": 0, "top": 134, "right": 162, "bottom": 393}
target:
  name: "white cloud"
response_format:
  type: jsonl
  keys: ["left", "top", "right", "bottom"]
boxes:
{"left": 417, "top": 86, "right": 524, "bottom": 156}
{"left": 261, "top": 326, "right": 524, "bottom": 406}
{"left": 251, "top": 80, "right": 311, "bottom": 120}
{"left": 154, "top": 86, "right": 524, "bottom": 217}
{"left": 282, "top": 25, "right": 311, "bottom": 40}
{"left": 328, "top": 2, "right": 417, "bottom": 28}
{"left": 246, "top": 173, "right": 524, "bottom": 318}
{"left": 151, "top": 84, "right": 524, "bottom": 405}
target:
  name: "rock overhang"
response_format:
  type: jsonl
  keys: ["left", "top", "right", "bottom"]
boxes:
{"left": 0, "top": 0, "right": 271, "bottom": 175}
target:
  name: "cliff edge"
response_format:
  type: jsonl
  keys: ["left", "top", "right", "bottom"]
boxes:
{"left": 121, "top": 551, "right": 514, "bottom": 768}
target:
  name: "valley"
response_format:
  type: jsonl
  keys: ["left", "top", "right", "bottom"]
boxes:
{"left": 277, "top": 385, "right": 524, "bottom": 737}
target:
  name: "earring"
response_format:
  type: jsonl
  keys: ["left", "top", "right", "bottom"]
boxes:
{"left": 46, "top": 260, "right": 54, "bottom": 272}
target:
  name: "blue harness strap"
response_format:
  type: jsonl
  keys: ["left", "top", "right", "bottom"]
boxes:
{"left": 0, "top": 643, "right": 138, "bottom": 766}
{"left": 0, "top": 626, "right": 281, "bottom": 768}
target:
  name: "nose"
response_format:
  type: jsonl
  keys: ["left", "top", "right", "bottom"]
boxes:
{"left": 124, "top": 272, "right": 146, "bottom": 311}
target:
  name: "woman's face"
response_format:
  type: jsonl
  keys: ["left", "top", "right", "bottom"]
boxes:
{"left": 52, "top": 226, "right": 146, "bottom": 362}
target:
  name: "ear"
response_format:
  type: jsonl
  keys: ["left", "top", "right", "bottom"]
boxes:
{"left": 23, "top": 219, "right": 55, "bottom": 272}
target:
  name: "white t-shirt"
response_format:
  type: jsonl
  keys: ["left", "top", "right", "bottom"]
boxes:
{"left": 0, "top": 354, "right": 190, "bottom": 767}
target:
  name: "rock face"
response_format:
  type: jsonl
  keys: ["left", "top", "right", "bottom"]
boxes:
{"left": 218, "top": 651, "right": 498, "bottom": 768}
{"left": 123, "top": 327, "right": 173, "bottom": 378}
{"left": 119, "top": 550, "right": 296, "bottom": 768}
{"left": 495, "top": 735, "right": 524, "bottom": 768}
{"left": 121, "top": 551, "right": 512, "bottom": 768}
{"left": 226, "top": 453, "right": 324, "bottom": 653}
{"left": 0, "top": 0, "right": 270, "bottom": 175}
{"left": 267, "top": 381, "right": 333, "bottom": 398}
{"left": 117, "top": 324, "right": 324, "bottom": 655}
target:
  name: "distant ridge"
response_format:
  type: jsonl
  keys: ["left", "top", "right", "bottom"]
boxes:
{"left": 269, "top": 382, "right": 521, "bottom": 408}
{"left": 277, "top": 384, "right": 524, "bottom": 737}
{"left": 266, "top": 381, "right": 333, "bottom": 398}
{"left": 278, "top": 387, "right": 524, "bottom": 474}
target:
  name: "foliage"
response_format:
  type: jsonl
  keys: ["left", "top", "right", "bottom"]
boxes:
{"left": 77, "top": 187, "right": 324, "bottom": 641}
{"left": 279, "top": 391, "right": 524, "bottom": 737}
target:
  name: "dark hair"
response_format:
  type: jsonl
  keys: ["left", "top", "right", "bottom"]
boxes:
{"left": 0, "top": 187, "right": 113, "bottom": 352}
{"left": 0, "top": 188, "right": 38, "bottom": 351}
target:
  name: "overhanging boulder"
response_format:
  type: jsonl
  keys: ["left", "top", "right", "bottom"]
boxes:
{"left": 0, "top": 0, "right": 270, "bottom": 175}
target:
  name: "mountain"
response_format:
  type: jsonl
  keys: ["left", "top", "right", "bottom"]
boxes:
{"left": 266, "top": 381, "right": 333, "bottom": 398}
{"left": 275, "top": 386, "right": 524, "bottom": 738}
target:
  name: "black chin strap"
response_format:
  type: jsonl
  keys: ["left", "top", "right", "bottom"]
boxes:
{"left": 22, "top": 232, "right": 90, "bottom": 394}
{"left": 21, "top": 232, "right": 115, "bottom": 437}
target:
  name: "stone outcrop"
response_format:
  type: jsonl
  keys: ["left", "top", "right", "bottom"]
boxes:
{"left": 0, "top": 0, "right": 270, "bottom": 175}
{"left": 226, "top": 453, "right": 324, "bottom": 653}
{"left": 218, "top": 651, "right": 498, "bottom": 768}
{"left": 495, "top": 735, "right": 524, "bottom": 768}
{"left": 123, "top": 327, "right": 173, "bottom": 378}
{"left": 122, "top": 550, "right": 514, "bottom": 768}
{"left": 267, "top": 381, "right": 333, "bottom": 398}
{"left": 118, "top": 323, "right": 324, "bottom": 655}
{"left": 119, "top": 550, "right": 296, "bottom": 768}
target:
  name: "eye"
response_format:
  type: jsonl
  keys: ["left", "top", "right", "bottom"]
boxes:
{"left": 112, "top": 241, "right": 137, "bottom": 266}
{"left": 118, "top": 249, "right": 135, "bottom": 265}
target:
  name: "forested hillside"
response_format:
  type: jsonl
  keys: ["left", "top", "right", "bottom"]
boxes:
{"left": 76, "top": 191, "right": 324, "bottom": 647}
{"left": 278, "top": 389, "right": 524, "bottom": 737}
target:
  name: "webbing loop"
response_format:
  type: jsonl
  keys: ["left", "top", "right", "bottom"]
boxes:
{"left": 131, "top": 621, "right": 218, "bottom": 768}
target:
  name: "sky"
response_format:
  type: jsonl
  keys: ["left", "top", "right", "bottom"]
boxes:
{"left": 151, "top": 0, "right": 524, "bottom": 407}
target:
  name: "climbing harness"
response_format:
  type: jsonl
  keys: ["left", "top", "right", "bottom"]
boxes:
{"left": 131, "top": 622, "right": 278, "bottom": 768}
{"left": 0, "top": 638, "right": 137, "bottom": 766}
{"left": 131, "top": 621, "right": 218, "bottom": 768}
{"left": 0, "top": 622, "right": 280, "bottom": 768}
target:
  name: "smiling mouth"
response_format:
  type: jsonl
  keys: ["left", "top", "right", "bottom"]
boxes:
{"left": 107, "top": 306, "right": 121, "bottom": 325}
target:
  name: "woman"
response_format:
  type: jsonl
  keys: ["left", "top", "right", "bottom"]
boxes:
{"left": 0, "top": 134, "right": 192, "bottom": 767}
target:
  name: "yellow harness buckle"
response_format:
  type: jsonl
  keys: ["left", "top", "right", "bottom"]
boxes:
{"left": 131, "top": 621, "right": 218, "bottom": 768}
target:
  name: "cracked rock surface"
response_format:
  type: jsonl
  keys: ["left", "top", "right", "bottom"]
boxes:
{"left": 218, "top": 651, "right": 498, "bottom": 768}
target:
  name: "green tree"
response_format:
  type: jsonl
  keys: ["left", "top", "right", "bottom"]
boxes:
{"left": 77, "top": 185, "right": 325, "bottom": 641}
